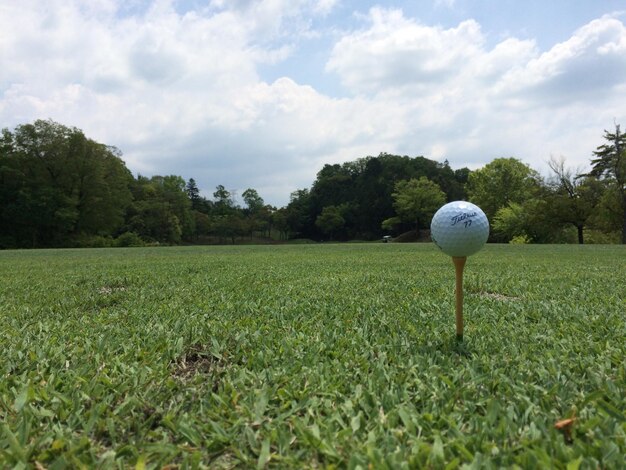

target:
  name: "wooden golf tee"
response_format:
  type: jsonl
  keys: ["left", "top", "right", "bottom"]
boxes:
{"left": 452, "top": 256, "right": 467, "bottom": 340}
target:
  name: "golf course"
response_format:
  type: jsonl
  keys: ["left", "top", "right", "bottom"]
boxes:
{"left": 1, "top": 243, "right": 625, "bottom": 468}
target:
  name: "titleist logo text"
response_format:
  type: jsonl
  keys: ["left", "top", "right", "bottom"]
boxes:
{"left": 450, "top": 211, "right": 477, "bottom": 227}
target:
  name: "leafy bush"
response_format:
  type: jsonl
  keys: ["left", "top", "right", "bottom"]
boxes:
{"left": 509, "top": 234, "right": 530, "bottom": 244}
{"left": 584, "top": 230, "right": 620, "bottom": 244}
{"left": 115, "top": 231, "right": 145, "bottom": 247}
{"left": 73, "top": 235, "right": 114, "bottom": 248}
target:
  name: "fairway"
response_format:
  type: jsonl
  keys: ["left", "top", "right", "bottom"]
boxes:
{"left": 1, "top": 244, "right": 625, "bottom": 468}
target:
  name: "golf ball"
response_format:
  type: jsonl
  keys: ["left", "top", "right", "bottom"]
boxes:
{"left": 430, "top": 201, "right": 489, "bottom": 257}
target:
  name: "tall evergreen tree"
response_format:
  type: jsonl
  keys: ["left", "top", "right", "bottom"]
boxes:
{"left": 587, "top": 124, "right": 626, "bottom": 243}
{"left": 186, "top": 178, "right": 201, "bottom": 210}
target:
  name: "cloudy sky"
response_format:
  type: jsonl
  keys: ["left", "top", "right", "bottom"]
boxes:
{"left": 2, "top": 0, "right": 626, "bottom": 206}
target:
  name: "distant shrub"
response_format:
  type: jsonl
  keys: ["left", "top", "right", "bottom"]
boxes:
{"left": 584, "top": 230, "right": 620, "bottom": 244}
{"left": 115, "top": 232, "right": 145, "bottom": 247}
{"left": 551, "top": 226, "right": 578, "bottom": 244}
{"left": 74, "top": 235, "right": 114, "bottom": 248}
{"left": 509, "top": 234, "right": 530, "bottom": 244}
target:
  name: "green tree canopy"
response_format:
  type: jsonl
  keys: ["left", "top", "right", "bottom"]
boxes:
{"left": 315, "top": 205, "right": 345, "bottom": 240}
{"left": 213, "top": 185, "right": 236, "bottom": 215}
{"left": 587, "top": 124, "right": 626, "bottom": 243}
{"left": 0, "top": 119, "right": 132, "bottom": 247}
{"left": 387, "top": 177, "right": 446, "bottom": 234}
{"left": 467, "top": 157, "right": 541, "bottom": 220}
{"left": 286, "top": 153, "right": 468, "bottom": 240}
{"left": 492, "top": 202, "right": 528, "bottom": 241}
{"left": 186, "top": 178, "right": 201, "bottom": 209}
{"left": 547, "top": 156, "right": 603, "bottom": 244}
{"left": 125, "top": 175, "right": 194, "bottom": 244}
{"left": 242, "top": 188, "right": 264, "bottom": 214}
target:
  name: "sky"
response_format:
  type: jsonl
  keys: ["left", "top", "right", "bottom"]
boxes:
{"left": 1, "top": 0, "right": 626, "bottom": 207}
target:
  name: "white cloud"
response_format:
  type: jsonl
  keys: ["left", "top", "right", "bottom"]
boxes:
{"left": 313, "top": 0, "right": 339, "bottom": 16}
{"left": 327, "top": 8, "right": 485, "bottom": 94}
{"left": 324, "top": 8, "right": 626, "bottom": 175}
{"left": 1, "top": 2, "right": 626, "bottom": 206}
{"left": 494, "top": 15, "right": 626, "bottom": 105}
{"left": 434, "top": 0, "right": 456, "bottom": 9}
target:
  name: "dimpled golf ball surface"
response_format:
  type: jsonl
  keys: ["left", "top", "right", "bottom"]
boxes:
{"left": 431, "top": 201, "right": 489, "bottom": 257}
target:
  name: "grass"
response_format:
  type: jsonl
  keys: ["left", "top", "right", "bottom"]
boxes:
{"left": 1, "top": 244, "right": 625, "bottom": 469}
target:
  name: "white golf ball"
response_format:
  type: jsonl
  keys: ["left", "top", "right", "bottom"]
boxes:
{"left": 430, "top": 201, "right": 489, "bottom": 257}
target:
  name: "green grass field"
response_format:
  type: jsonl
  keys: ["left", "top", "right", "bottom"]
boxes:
{"left": 1, "top": 244, "right": 625, "bottom": 468}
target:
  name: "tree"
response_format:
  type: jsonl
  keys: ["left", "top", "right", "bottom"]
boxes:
{"left": 587, "top": 124, "right": 626, "bottom": 243}
{"left": 0, "top": 120, "right": 133, "bottom": 247}
{"left": 493, "top": 193, "right": 584, "bottom": 244}
{"left": 381, "top": 216, "right": 402, "bottom": 233}
{"left": 124, "top": 175, "right": 195, "bottom": 244}
{"left": 213, "top": 185, "right": 235, "bottom": 215}
{"left": 242, "top": 188, "right": 264, "bottom": 214}
{"left": 315, "top": 205, "right": 345, "bottom": 240}
{"left": 272, "top": 207, "right": 290, "bottom": 240}
{"left": 433, "top": 160, "right": 468, "bottom": 201}
{"left": 290, "top": 153, "right": 471, "bottom": 241}
{"left": 466, "top": 158, "right": 540, "bottom": 221}
{"left": 492, "top": 203, "right": 528, "bottom": 242}
{"left": 385, "top": 177, "right": 445, "bottom": 235}
{"left": 166, "top": 175, "right": 196, "bottom": 240}
{"left": 211, "top": 213, "right": 245, "bottom": 244}
{"left": 186, "top": 178, "right": 201, "bottom": 210}
{"left": 285, "top": 189, "right": 313, "bottom": 239}
{"left": 193, "top": 210, "right": 211, "bottom": 237}
{"left": 310, "top": 164, "right": 354, "bottom": 210}
{"left": 547, "top": 156, "right": 603, "bottom": 244}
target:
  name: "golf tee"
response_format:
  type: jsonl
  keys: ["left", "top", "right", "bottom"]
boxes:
{"left": 453, "top": 256, "right": 467, "bottom": 340}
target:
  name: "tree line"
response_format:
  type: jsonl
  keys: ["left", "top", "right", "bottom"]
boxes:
{"left": 1, "top": 119, "right": 624, "bottom": 248}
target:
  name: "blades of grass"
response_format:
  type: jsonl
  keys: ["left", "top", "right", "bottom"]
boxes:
{"left": 254, "top": 389, "right": 269, "bottom": 422}
{"left": 597, "top": 399, "right": 626, "bottom": 422}
{"left": 256, "top": 438, "right": 270, "bottom": 469}
{"left": 135, "top": 454, "right": 146, "bottom": 470}
{"left": 2, "top": 424, "right": 27, "bottom": 462}
{"left": 566, "top": 456, "right": 583, "bottom": 470}
{"left": 13, "top": 386, "right": 33, "bottom": 412}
